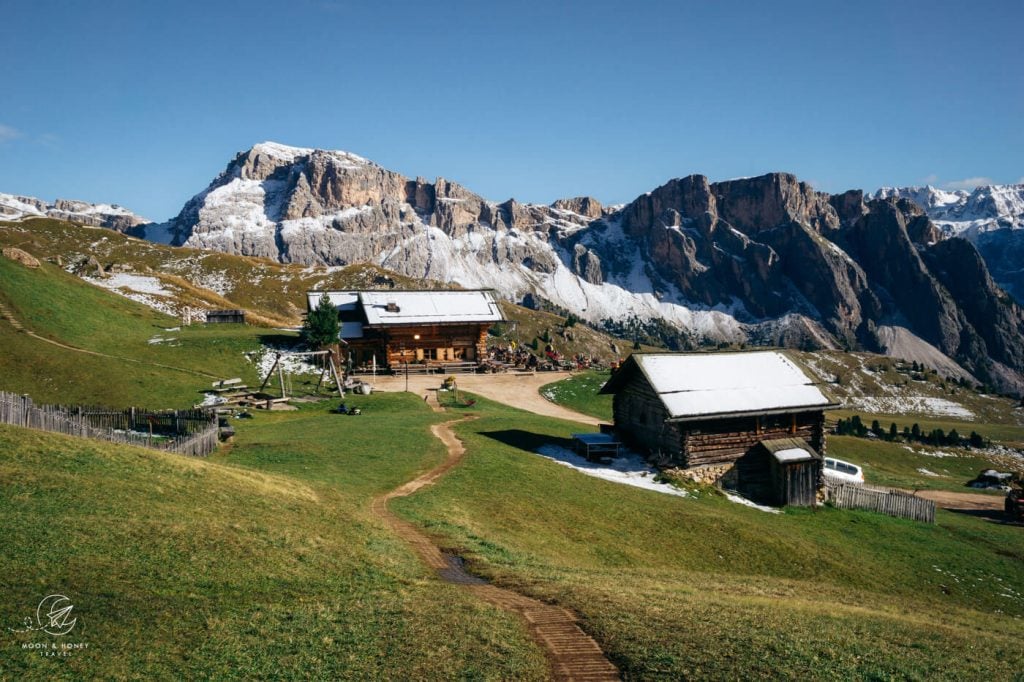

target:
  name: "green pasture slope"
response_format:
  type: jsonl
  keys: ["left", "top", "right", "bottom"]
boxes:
{"left": 0, "top": 257, "right": 279, "bottom": 408}
{"left": 395, "top": 394, "right": 1024, "bottom": 679}
{"left": 0, "top": 394, "right": 549, "bottom": 680}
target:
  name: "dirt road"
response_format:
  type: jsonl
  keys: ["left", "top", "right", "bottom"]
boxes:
{"left": 371, "top": 411, "right": 620, "bottom": 680}
{"left": 912, "top": 489, "right": 1005, "bottom": 512}
{"left": 368, "top": 371, "right": 602, "bottom": 426}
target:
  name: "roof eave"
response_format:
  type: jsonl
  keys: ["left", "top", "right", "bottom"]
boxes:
{"left": 363, "top": 319, "right": 501, "bottom": 329}
{"left": 665, "top": 402, "right": 842, "bottom": 423}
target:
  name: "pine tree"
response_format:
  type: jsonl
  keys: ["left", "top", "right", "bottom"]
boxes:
{"left": 302, "top": 294, "right": 340, "bottom": 350}
{"left": 889, "top": 422, "right": 898, "bottom": 440}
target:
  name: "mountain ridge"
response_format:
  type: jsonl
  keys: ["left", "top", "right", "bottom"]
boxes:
{"left": 0, "top": 192, "right": 149, "bottom": 231}
{"left": 6, "top": 142, "right": 1024, "bottom": 393}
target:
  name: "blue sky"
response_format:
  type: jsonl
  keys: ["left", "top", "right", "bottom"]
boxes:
{"left": 1, "top": 0, "right": 1021, "bottom": 220}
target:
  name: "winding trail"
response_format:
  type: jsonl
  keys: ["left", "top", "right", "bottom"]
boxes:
{"left": 0, "top": 299, "right": 220, "bottom": 379}
{"left": 371, "top": 406, "right": 620, "bottom": 681}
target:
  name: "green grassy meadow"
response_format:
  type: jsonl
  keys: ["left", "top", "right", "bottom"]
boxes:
{"left": 0, "top": 256, "right": 285, "bottom": 408}
{"left": 540, "top": 369, "right": 613, "bottom": 421}
{"left": 393, "top": 395, "right": 1024, "bottom": 679}
{"left": 0, "top": 394, "right": 549, "bottom": 680}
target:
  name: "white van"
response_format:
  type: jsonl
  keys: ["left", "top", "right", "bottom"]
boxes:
{"left": 823, "top": 457, "right": 865, "bottom": 484}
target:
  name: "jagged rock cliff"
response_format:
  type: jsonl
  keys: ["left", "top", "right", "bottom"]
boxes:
{"left": 151, "top": 142, "right": 1024, "bottom": 392}
{"left": 0, "top": 193, "right": 148, "bottom": 231}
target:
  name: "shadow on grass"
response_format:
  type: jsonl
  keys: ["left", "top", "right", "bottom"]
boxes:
{"left": 480, "top": 429, "right": 574, "bottom": 454}
{"left": 258, "top": 332, "right": 303, "bottom": 348}
{"left": 948, "top": 507, "right": 1023, "bottom": 526}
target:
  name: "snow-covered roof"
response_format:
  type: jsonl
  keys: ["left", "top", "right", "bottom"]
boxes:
{"left": 307, "top": 290, "right": 503, "bottom": 328}
{"left": 360, "top": 290, "right": 502, "bottom": 326}
{"left": 772, "top": 447, "right": 814, "bottom": 463}
{"left": 602, "top": 351, "right": 836, "bottom": 421}
{"left": 306, "top": 291, "right": 360, "bottom": 312}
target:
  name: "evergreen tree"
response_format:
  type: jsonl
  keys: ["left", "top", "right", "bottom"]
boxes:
{"left": 871, "top": 419, "right": 882, "bottom": 437}
{"left": 302, "top": 294, "right": 340, "bottom": 350}
{"left": 889, "top": 422, "right": 898, "bottom": 440}
{"left": 947, "top": 428, "right": 960, "bottom": 446}
{"left": 911, "top": 423, "right": 921, "bottom": 439}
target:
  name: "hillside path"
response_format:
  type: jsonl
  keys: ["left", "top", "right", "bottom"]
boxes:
{"left": 910, "top": 489, "right": 1005, "bottom": 512}
{"left": 0, "top": 299, "right": 219, "bottom": 379}
{"left": 369, "top": 372, "right": 602, "bottom": 426}
{"left": 370, "top": 405, "right": 620, "bottom": 681}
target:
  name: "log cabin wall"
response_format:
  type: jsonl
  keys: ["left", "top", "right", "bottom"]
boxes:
{"left": 611, "top": 374, "right": 682, "bottom": 463}
{"left": 346, "top": 323, "right": 490, "bottom": 368}
{"left": 681, "top": 411, "right": 824, "bottom": 468}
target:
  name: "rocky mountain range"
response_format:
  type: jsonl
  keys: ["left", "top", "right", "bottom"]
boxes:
{"left": 0, "top": 193, "right": 149, "bottom": 231}
{"left": 5, "top": 142, "right": 1023, "bottom": 393}
{"left": 873, "top": 184, "right": 1024, "bottom": 305}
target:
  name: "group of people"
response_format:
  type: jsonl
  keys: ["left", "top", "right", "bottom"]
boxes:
{"left": 485, "top": 343, "right": 603, "bottom": 371}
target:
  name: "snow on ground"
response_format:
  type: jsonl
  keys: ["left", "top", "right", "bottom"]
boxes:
{"left": 96, "top": 273, "right": 171, "bottom": 296}
{"left": 249, "top": 346, "right": 325, "bottom": 378}
{"left": 722, "top": 491, "right": 781, "bottom": 514}
{"left": 917, "top": 468, "right": 942, "bottom": 477}
{"left": 903, "top": 445, "right": 960, "bottom": 459}
{"left": 148, "top": 335, "right": 179, "bottom": 345}
{"left": 535, "top": 444, "right": 691, "bottom": 498}
{"left": 83, "top": 273, "right": 181, "bottom": 316}
{"left": 849, "top": 395, "right": 974, "bottom": 419}
{"left": 200, "top": 393, "right": 226, "bottom": 406}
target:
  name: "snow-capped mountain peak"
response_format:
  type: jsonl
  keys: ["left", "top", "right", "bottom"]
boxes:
{"left": 873, "top": 183, "right": 1024, "bottom": 236}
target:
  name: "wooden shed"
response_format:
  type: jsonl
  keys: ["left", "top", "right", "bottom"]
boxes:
{"left": 306, "top": 290, "right": 503, "bottom": 370}
{"left": 206, "top": 309, "right": 246, "bottom": 324}
{"left": 600, "top": 351, "right": 839, "bottom": 506}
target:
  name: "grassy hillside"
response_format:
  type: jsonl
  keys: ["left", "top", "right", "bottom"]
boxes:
{"left": 0, "top": 394, "right": 549, "bottom": 680}
{"left": 0, "top": 256, "right": 274, "bottom": 407}
{"left": 393, "top": 396, "right": 1024, "bottom": 679}
{"left": 0, "top": 218, "right": 440, "bottom": 326}
{"left": 2, "top": 218, "right": 640, "bottom": 366}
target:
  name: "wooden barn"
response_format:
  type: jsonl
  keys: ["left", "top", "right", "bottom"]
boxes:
{"left": 600, "top": 351, "right": 839, "bottom": 506}
{"left": 306, "top": 289, "right": 503, "bottom": 370}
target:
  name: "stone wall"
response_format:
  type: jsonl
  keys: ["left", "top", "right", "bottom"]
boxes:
{"left": 667, "top": 462, "right": 738, "bottom": 488}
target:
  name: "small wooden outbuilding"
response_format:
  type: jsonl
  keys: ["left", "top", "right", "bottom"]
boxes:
{"left": 206, "top": 309, "right": 246, "bottom": 324}
{"left": 600, "top": 351, "right": 839, "bottom": 506}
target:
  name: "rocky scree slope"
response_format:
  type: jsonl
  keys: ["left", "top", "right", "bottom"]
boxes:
{"left": 149, "top": 143, "right": 1024, "bottom": 393}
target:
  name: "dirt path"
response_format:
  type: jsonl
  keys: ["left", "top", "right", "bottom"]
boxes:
{"left": 371, "top": 410, "right": 620, "bottom": 681}
{"left": 369, "top": 372, "right": 602, "bottom": 426}
{"left": 911, "top": 489, "right": 1005, "bottom": 512}
{"left": 0, "top": 300, "right": 219, "bottom": 379}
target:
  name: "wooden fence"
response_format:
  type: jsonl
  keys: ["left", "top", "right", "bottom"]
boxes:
{"left": 0, "top": 391, "right": 219, "bottom": 457}
{"left": 830, "top": 483, "right": 935, "bottom": 523}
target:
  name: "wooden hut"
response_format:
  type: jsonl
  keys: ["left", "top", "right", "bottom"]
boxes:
{"left": 600, "top": 351, "right": 839, "bottom": 506}
{"left": 206, "top": 309, "right": 246, "bottom": 324}
{"left": 306, "top": 290, "right": 503, "bottom": 370}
